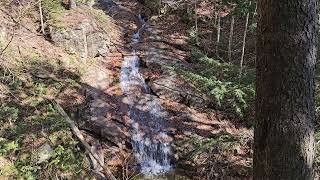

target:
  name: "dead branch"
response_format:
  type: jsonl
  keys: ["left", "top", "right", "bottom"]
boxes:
{"left": 0, "top": 28, "right": 15, "bottom": 57}
{"left": 52, "top": 99, "right": 117, "bottom": 180}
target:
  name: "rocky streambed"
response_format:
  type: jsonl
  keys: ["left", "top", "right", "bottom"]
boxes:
{"left": 47, "top": 0, "right": 252, "bottom": 179}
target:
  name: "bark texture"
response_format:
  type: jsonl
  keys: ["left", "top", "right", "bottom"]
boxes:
{"left": 254, "top": 0, "right": 317, "bottom": 179}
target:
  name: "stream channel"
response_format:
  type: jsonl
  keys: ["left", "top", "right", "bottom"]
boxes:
{"left": 120, "top": 14, "right": 175, "bottom": 178}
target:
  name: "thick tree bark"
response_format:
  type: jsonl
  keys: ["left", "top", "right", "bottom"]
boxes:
{"left": 254, "top": 0, "right": 317, "bottom": 179}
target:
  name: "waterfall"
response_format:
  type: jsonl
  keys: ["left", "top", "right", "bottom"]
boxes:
{"left": 120, "top": 15, "right": 172, "bottom": 176}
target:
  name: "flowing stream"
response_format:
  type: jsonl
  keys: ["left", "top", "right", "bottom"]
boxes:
{"left": 120, "top": 15, "right": 172, "bottom": 176}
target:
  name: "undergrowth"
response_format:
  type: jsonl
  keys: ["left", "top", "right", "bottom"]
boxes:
{"left": 175, "top": 47, "right": 255, "bottom": 116}
{"left": 42, "top": 0, "right": 67, "bottom": 28}
{"left": 0, "top": 53, "right": 89, "bottom": 179}
{"left": 190, "top": 133, "right": 237, "bottom": 159}
{"left": 180, "top": 133, "right": 252, "bottom": 178}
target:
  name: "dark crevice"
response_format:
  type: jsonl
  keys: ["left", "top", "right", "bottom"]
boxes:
{"left": 150, "top": 39, "right": 190, "bottom": 52}
{"left": 185, "top": 56, "right": 193, "bottom": 63}
{"left": 144, "top": 79, "right": 161, "bottom": 98}
{"left": 138, "top": 56, "right": 148, "bottom": 68}
{"left": 79, "top": 127, "right": 130, "bottom": 149}
{"left": 179, "top": 94, "right": 192, "bottom": 107}
{"left": 111, "top": 117, "right": 127, "bottom": 127}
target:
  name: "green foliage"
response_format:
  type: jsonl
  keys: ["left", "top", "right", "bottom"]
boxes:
{"left": 143, "top": 0, "right": 162, "bottom": 14}
{"left": 0, "top": 104, "right": 20, "bottom": 124}
{"left": 248, "top": 23, "right": 257, "bottom": 33}
{"left": 0, "top": 138, "right": 20, "bottom": 156}
{"left": 190, "top": 133, "right": 237, "bottom": 159}
{"left": 222, "top": 0, "right": 256, "bottom": 16}
{"left": 14, "top": 159, "right": 40, "bottom": 180}
{"left": 43, "top": 0, "right": 65, "bottom": 14}
{"left": 176, "top": 48, "right": 255, "bottom": 115}
{"left": 50, "top": 144, "right": 85, "bottom": 172}
{"left": 42, "top": 0, "right": 67, "bottom": 28}
{"left": 90, "top": 9, "right": 114, "bottom": 34}
{"left": 187, "top": 26, "right": 199, "bottom": 45}
{"left": 2, "top": 114, "right": 87, "bottom": 179}
{"left": 0, "top": 56, "right": 89, "bottom": 178}
{"left": 0, "top": 159, "right": 17, "bottom": 177}
{"left": 181, "top": 7, "right": 196, "bottom": 24}
{"left": 234, "top": 1, "right": 255, "bottom": 16}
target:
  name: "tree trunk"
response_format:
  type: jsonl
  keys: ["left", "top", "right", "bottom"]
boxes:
{"left": 254, "top": 0, "right": 316, "bottom": 179}
{"left": 194, "top": 0, "right": 199, "bottom": 45}
{"left": 228, "top": 16, "right": 234, "bottom": 62}
{"left": 215, "top": 15, "right": 221, "bottom": 54}
{"left": 211, "top": 0, "right": 216, "bottom": 41}
{"left": 239, "top": 10, "right": 250, "bottom": 79}
{"left": 38, "top": 0, "right": 45, "bottom": 35}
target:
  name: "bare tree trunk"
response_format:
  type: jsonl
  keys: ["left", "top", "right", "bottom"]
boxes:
{"left": 239, "top": 10, "right": 250, "bottom": 79}
{"left": 210, "top": 1, "right": 216, "bottom": 41}
{"left": 254, "top": 0, "right": 316, "bottom": 179}
{"left": 228, "top": 16, "right": 235, "bottom": 62}
{"left": 38, "top": 0, "right": 45, "bottom": 35}
{"left": 213, "top": 1, "right": 217, "bottom": 25}
{"left": 215, "top": 15, "right": 221, "bottom": 54}
{"left": 195, "top": 0, "right": 199, "bottom": 45}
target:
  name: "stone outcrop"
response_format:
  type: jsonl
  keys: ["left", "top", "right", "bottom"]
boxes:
{"left": 50, "top": 19, "right": 111, "bottom": 61}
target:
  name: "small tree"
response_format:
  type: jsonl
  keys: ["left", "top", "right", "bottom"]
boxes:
{"left": 239, "top": 2, "right": 250, "bottom": 79}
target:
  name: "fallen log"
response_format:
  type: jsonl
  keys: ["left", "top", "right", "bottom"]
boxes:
{"left": 52, "top": 99, "right": 117, "bottom": 180}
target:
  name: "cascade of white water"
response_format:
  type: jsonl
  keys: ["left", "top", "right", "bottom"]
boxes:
{"left": 120, "top": 14, "right": 172, "bottom": 176}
